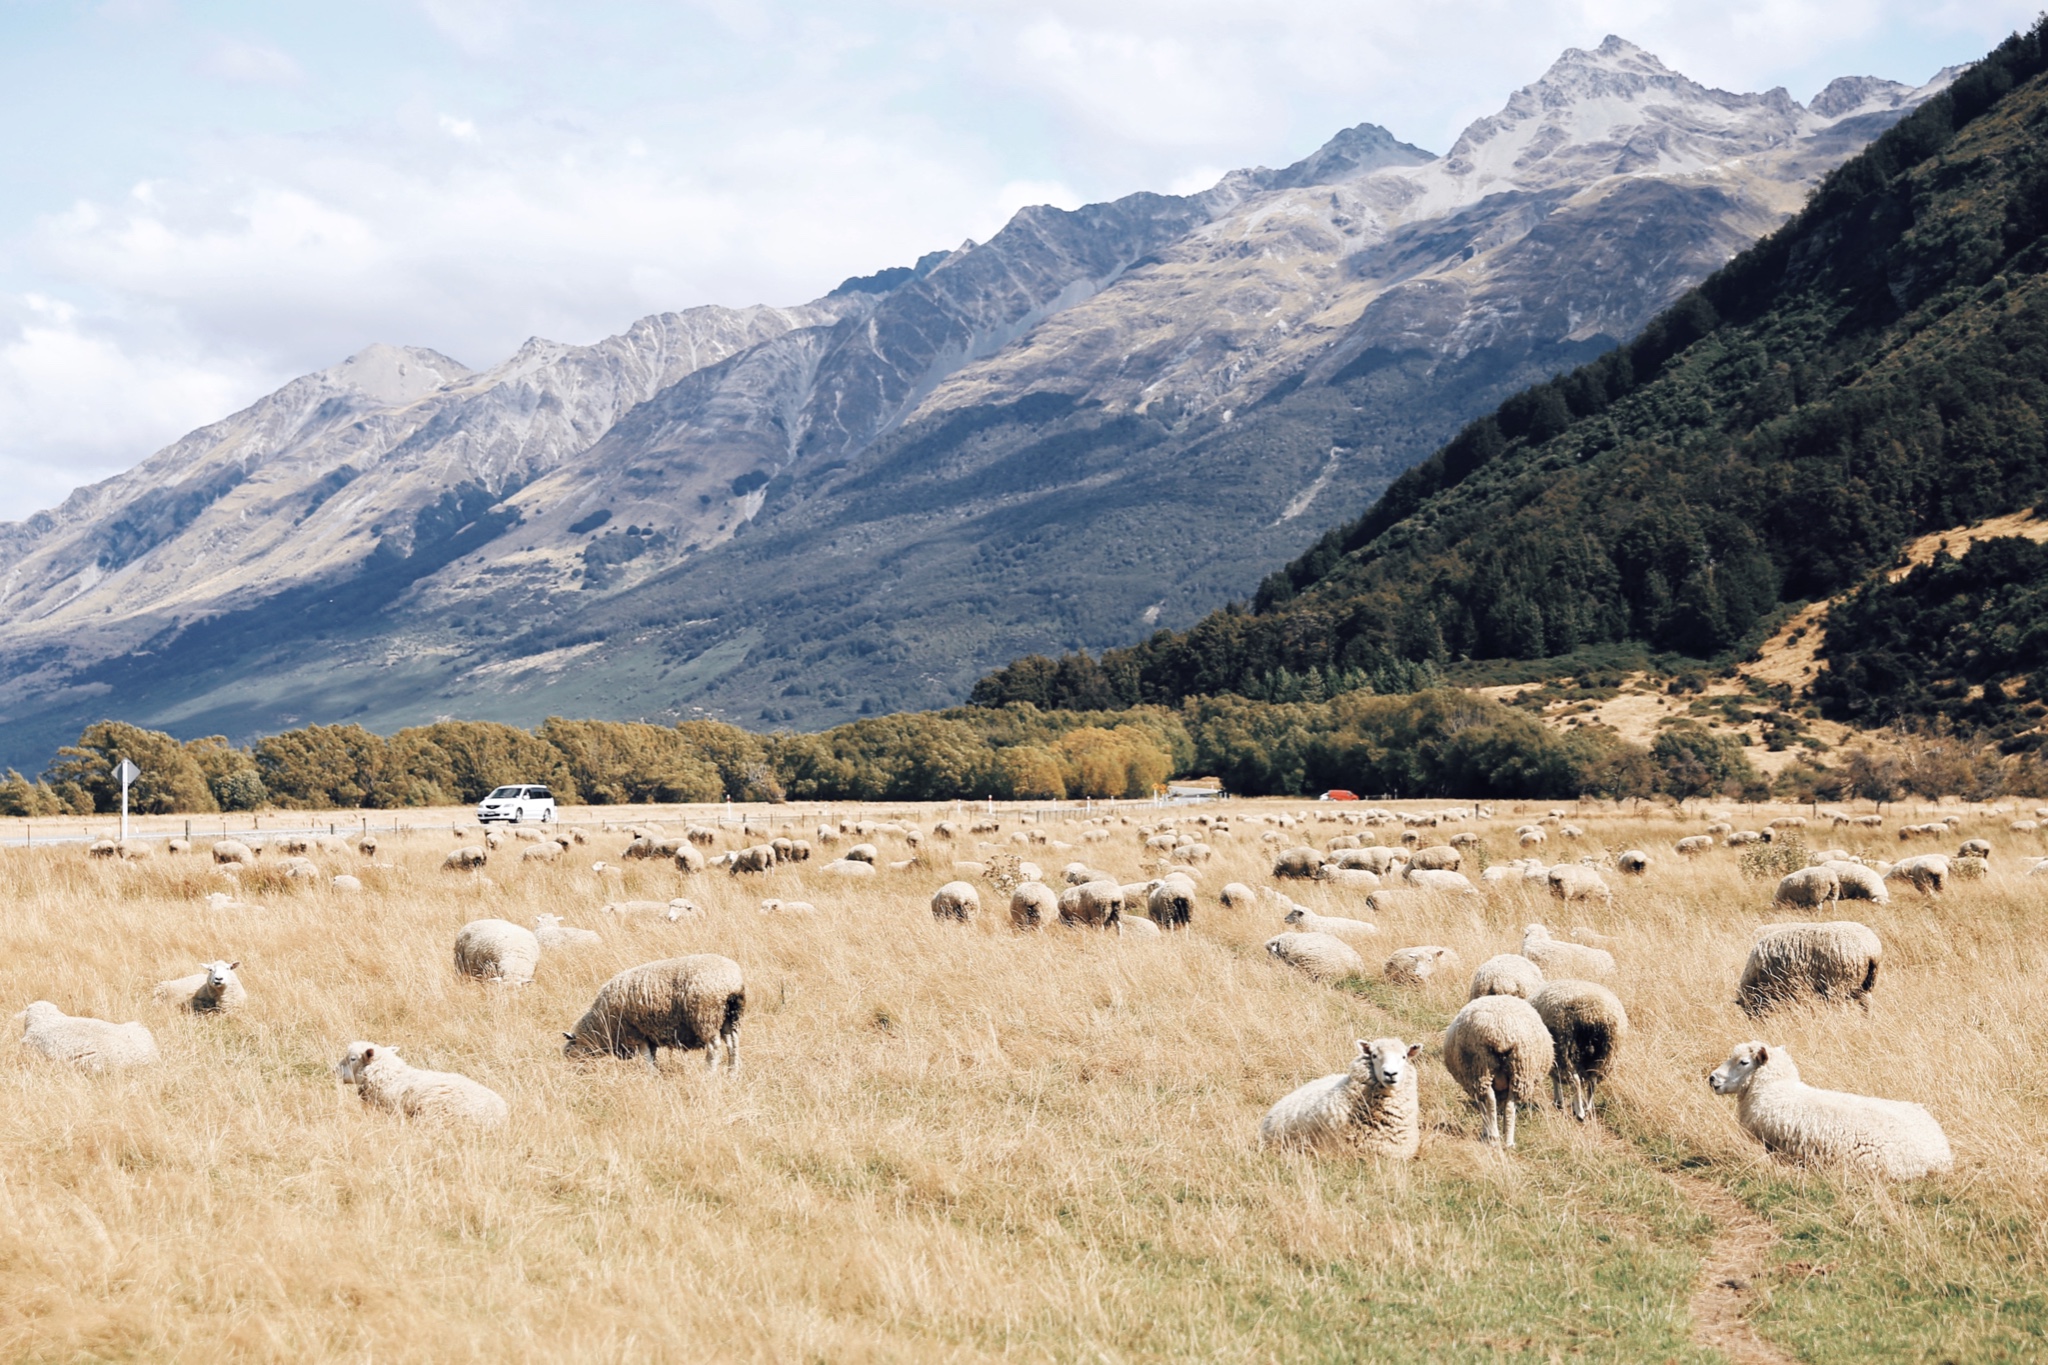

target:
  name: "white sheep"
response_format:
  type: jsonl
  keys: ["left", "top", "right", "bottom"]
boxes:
{"left": 1384, "top": 945, "right": 1459, "bottom": 984}
{"left": 1010, "top": 882, "right": 1060, "bottom": 931}
{"left": 1887, "top": 854, "right": 1949, "bottom": 895}
{"left": 1774, "top": 866, "right": 1841, "bottom": 910}
{"left": 533, "top": 913, "right": 600, "bottom": 948}
{"left": 444, "top": 846, "right": 488, "bottom": 871}
{"left": 16, "top": 1001, "right": 160, "bottom": 1071}
{"left": 1616, "top": 850, "right": 1650, "bottom": 876}
{"left": 563, "top": 955, "right": 746, "bottom": 1072}
{"left": 1281, "top": 905, "right": 1376, "bottom": 941}
{"left": 1405, "top": 867, "right": 1480, "bottom": 897}
{"left": 1408, "top": 845, "right": 1462, "bottom": 872}
{"left": 1441, "top": 995, "right": 1554, "bottom": 1147}
{"left": 1258, "top": 1037, "right": 1423, "bottom": 1159}
{"left": 819, "top": 858, "right": 876, "bottom": 878}
{"left": 153, "top": 960, "right": 247, "bottom": 1014}
{"left": 1057, "top": 880, "right": 1124, "bottom": 929}
{"left": 1738, "top": 921, "right": 1882, "bottom": 1015}
{"left": 1530, "top": 980, "right": 1628, "bottom": 1122}
{"left": 1469, "top": 953, "right": 1544, "bottom": 1000}
{"left": 453, "top": 919, "right": 541, "bottom": 985}
{"left": 930, "top": 881, "right": 980, "bottom": 922}
{"left": 213, "top": 839, "right": 257, "bottom": 866}
{"left": 1265, "top": 932, "right": 1366, "bottom": 981}
{"left": 1675, "top": 835, "right": 1714, "bottom": 856}
{"left": 759, "top": 899, "right": 818, "bottom": 915}
{"left": 1708, "top": 1042, "right": 1951, "bottom": 1179}
{"left": 1520, "top": 923, "right": 1615, "bottom": 978}
{"left": 1219, "top": 882, "right": 1256, "bottom": 909}
{"left": 334, "top": 1041, "right": 507, "bottom": 1128}
{"left": 1146, "top": 875, "right": 1196, "bottom": 929}
{"left": 1546, "top": 864, "right": 1612, "bottom": 905}
{"left": 1824, "top": 861, "right": 1889, "bottom": 904}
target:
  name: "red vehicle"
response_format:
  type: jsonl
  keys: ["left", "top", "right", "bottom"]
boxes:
{"left": 1319, "top": 789, "right": 1359, "bottom": 801}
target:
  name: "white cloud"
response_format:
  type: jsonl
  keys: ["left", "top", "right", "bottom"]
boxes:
{"left": 196, "top": 39, "right": 304, "bottom": 86}
{"left": 438, "top": 113, "right": 480, "bottom": 140}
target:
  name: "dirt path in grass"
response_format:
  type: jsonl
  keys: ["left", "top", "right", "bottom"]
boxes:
{"left": 1666, "top": 1167, "right": 1795, "bottom": 1364}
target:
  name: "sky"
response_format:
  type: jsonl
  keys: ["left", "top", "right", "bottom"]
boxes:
{"left": 0, "top": 0, "right": 2033, "bottom": 522}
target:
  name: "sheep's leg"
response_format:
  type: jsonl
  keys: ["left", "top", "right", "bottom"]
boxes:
{"left": 1551, "top": 1071, "right": 1564, "bottom": 1110}
{"left": 1505, "top": 1098, "right": 1518, "bottom": 1149}
{"left": 1482, "top": 1086, "right": 1499, "bottom": 1144}
{"left": 642, "top": 1041, "right": 661, "bottom": 1074}
{"left": 1573, "top": 1073, "right": 1589, "bottom": 1123}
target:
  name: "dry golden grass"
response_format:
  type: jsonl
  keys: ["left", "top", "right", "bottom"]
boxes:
{"left": 1, "top": 801, "right": 2043, "bottom": 1362}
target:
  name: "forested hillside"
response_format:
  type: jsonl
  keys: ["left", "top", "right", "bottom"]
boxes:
{"left": 974, "top": 22, "right": 2048, "bottom": 724}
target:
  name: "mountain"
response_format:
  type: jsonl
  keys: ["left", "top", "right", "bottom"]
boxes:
{"left": 968, "top": 24, "right": 2048, "bottom": 730}
{"left": 0, "top": 39, "right": 1952, "bottom": 767}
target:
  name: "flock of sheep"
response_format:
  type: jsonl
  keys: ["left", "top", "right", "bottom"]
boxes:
{"left": 24, "top": 797, "right": 2000, "bottom": 1184}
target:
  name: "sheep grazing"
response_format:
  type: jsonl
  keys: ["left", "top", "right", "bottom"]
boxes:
{"left": 1058, "top": 880, "right": 1124, "bottom": 929}
{"left": 1406, "top": 867, "right": 1480, "bottom": 897}
{"left": 563, "top": 955, "right": 746, "bottom": 1072}
{"left": 334, "top": 1042, "right": 507, "bottom": 1129}
{"left": 1519, "top": 924, "right": 1615, "bottom": 979}
{"left": 1530, "top": 980, "right": 1628, "bottom": 1122}
{"left": 1272, "top": 846, "right": 1326, "bottom": 880}
{"left": 1546, "top": 864, "right": 1612, "bottom": 906}
{"left": 1823, "top": 861, "right": 1889, "bottom": 903}
{"left": 1469, "top": 954, "right": 1544, "bottom": 1001}
{"left": 1957, "top": 838, "right": 1992, "bottom": 862}
{"left": 1408, "top": 845, "right": 1461, "bottom": 872}
{"left": 1675, "top": 835, "right": 1714, "bottom": 857}
{"left": 453, "top": 919, "right": 542, "bottom": 986}
{"left": 521, "top": 841, "right": 562, "bottom": 864}
{"left": 166, "top": 837, "right": 191, "bottom": 855}
{"left": 1119, "top": 915, "right": 1162, "bottom": 939}
{"left": 1281, "top": 905, "right": 1376, "bottom": 941}
{"left": 673, "top": 845, "right": 707, "bottom": 874}
{"left": 1774, "top": 866, "right": 1841, "bottom": 910}
{"left": 1615, "top": 849, "right": 1650, "bottom": 876}
{"left": 1265, "top": 932, "right": 1366, "bottom": 981}
{"left": 1259, "top": 1037, "right": 1423, "bottom": 1159}
{"left": 1219, "top": 882, "right": 1256, "bottom": 909}
{"left": 331, "top": 874, "right": 363, "bottom": 893}
{"left": 533, "top": 913, "right": 600, "bottom": 948}
{"left": 1886, "top": 854, "right": 1949, "bottom": 896}
{"left": 17, "top": 1002, "right": 160, "bottom": 1071}
{"left": 1738, "top": 921, "right": 1882, "bottom": 1015}
{"left": 213, "top": 839, "right": 257, "bottom": 867}
{"left": 930, "top": 881, "right": 980, "bottom": 922}
{"left": 1442, "top": 995, "right": 1554, "bottom": 1147}
{"left": 844, "top": 843, "right": 880, "bottom": 865}
{"left": 1384, "top": 945, "right": 1459, "bottom": 984}
{"left": 1004, "top": 881, "right": 1059, "bottom": 931}
{"left": 443, "top": 846, "right": 488, "bottom": 871}
{"left": 727, "top": 845, "right": 776, "bottom": 875}
{"left": 153, "top": 960, "right": 246, "bottom": 1014}
{"left": 1146, "top": 875, "right": 1196, "bottom": 930}
{"left": 1708, "top": 1042, "right": 1952, "bottom": 1179}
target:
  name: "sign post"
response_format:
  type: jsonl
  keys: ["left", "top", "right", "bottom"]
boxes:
{"left": 114, "top": 759, "right": 140, "bottom": 842}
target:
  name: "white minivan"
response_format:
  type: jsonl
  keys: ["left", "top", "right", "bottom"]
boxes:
{"left": 477, "top": 784, "right": 557, "bottom": 824}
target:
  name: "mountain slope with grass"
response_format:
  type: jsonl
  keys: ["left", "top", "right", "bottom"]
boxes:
{"left": 972, "top": 22, "right": 2048, "bottom": 726}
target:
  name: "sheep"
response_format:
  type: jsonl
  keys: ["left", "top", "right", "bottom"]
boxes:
{"left": 1824, "top": 861, "right": 1890, "bottom": 904}
{"left": 819, "top": 857, "right": 876, "bottom": 878}
{"left": 213, "top": 839, "right": 257, "bottom": 867}
{"left": 1769, "top": 816, "right": 1808, "bottom": 830}
{"left": 1469, "top": 954, "right": 1544, "bottom": 1000}
{"left": 521, "top": 841, "right": 562, "bottom": 864}
{"left": 1318, "top": 866, "right": 1381, "bottom": 891}
{"left": 931, "top": 881, "right": 980, "bottom": 922}
{"left": 1384, "top": 945, "right": 1459, "bottom": 984}
{"left": 16, "top": 1002, "right": 159, "bottom": 1071}
{"left": 443, "top": 846, "right": 488, "bottom": 871}
{"left": 1569, "top": 926, "right": 1616, "bottom": 950}
{"left": 1351, "top": 847, "right": 1407, "bottom": 875}
{"left": 770, "top": 836, "right": 795, "bottom": 863}
{"left": 1530, "top": 980, "right": 1628, "bottom": 1122}
{"left": 1057, "top": 880, "right": 1124, "bottom": 929}
{"left": 1887, "top": 854, "right": 1949, "bottom": 896}
{"left": 1954, "top": 855, "right": 1989, "bottom": 881}
{"left": 1708, "top": 1042, "right": 1951, "bottom": 1179}
{"left": 167, "top": 837, "right": 191, "bottom": 855}
{"left": 758, "top": 899, "right": 817, "bottom": 915}
{"left": 533, "top": 913, "right": 600, "bottom": 948}
{"left": 1774, "top": 866, "right": 1841, "bottom": 910}
{"left": 1727, "top": 830, "right": 1761, "bottom": 846}
{"left": 334, "top": 1041, "right": 507, "bottom": 1128}
{"left": 453, "top": 919, "right": 542, "bottom": 985}
{"left": 1516, "top": 826, "right": 1546, "bottom": 848}
{"left": 1119, "top": 915, "right": 1162, "bottom": 939}
{"left": 154, "top": 960, "right": 246, "bottom": 1014}
{"left": 1258, "top": 1037, "right": 1423, "bottom": 1159}
{"left": 1009, "top": 882, "right": 1060, "bottom": 930}
{"left": 1409, "top": 845, "right": 1461, "bottom": 872}
{"left": 1807, "top": 848, "right": 1852, "bottom": 866}
{"left": 562, "top": 955, "right": 746, "bottom": 1072}
{"left": 1406, "top": 868, "right": 1479, "bottom": 897}
{"left": 1219, "top": 882, "right": 1256, "bottom": 909}
{"left": 1063, "top": 862, "right": 1106, "bottom": 886}
{"left": 1546, "top": 864, "right": 1612, "bottom": 905}
{"left": 1146, "top": 875, "right": 1196, "bottom": 930}
{"left": 1738, "top": 921, "right": 1882, "bottom": 1015}
{"left": 673, "top": 845, "right": 707, "bottom": 874}
{"left": 1519, "top": 924, "right": 1614, "bottom": 978}
{"left": 1170, "top": 841, "right": 1213, "bottom": 865}
{"left": 1675, "top": 835, "right": 1714, "bottom": 856}
{"left": 1265, "top": 932, "right": 1366, "bottom": 981}
{"left": 1616, "top": 850, "right": 1650, "bottom": 876}
{"left": 1441, "top": 995, "right": 1554, "bottom": 1147}
{"left": 844, "top": 843, "right": 879, "bottom": 864}
{"left": 727, "top": 845, "right": 776, "bottom": 875}
{"left": 1272, "top": 846, "right": 1326, "bottom": 880}
{"left": 1281, "top": 905, "right": 1376, "bottom": 941}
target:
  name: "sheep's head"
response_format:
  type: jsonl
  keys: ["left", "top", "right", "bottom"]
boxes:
{"left": 204, "top": 961, "right": 239, "bottom": 991}
{"left": 1355, "top": 1037, "right": 1422, "bottom": 1090}
{"left": 1709, "top": 1041, "right": 1776, "bottom": 1095}
{"left": 1282, "top": 906, "right": 1307, "bottom": 927}
{"left": 334, "top": 1041, "right": 381, "bottom": 1084}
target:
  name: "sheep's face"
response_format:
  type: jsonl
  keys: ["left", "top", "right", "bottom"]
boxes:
{"left": 1357, "top": 1038, "right": 1422, "bottom": 1090}
{"left": 334, "top": 1042, "right": 377, "bottom": 1084}
{"left": 1709, "top": 1043, "right": 1769, "bottom": 1095}
{"left": 204, "top": 961, "right": 238, "bottom": 991}
{"left": 1281, "top": 906, "right": 1306, "bottom": 927}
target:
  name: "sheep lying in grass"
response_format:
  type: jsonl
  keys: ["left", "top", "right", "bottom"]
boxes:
{"left": 1442, "top": 994, "right": 1553, "bottom": 1147}
{"left": 17, "top": 1002, "right": 160, "bottom": 1071}
{"left": 759, "top": 899, "right": 817, "bottom": 915}
{"left": 1265, "top": 932, "right": 1365, "bottom": 981}
{"left": 453, "top": 919, "right": 541, "bottom": 985}
{"left": 1281, "top": 905, "right": 1376, "bottom": 941}
{"left": 1259, "top": 1038, "right": 1423, "bottom": 1158}
{"left": 1709, "top": 1041, "right": 1951, "bottom": 1179}
{"left": 1738, "top": 921, "right": 1881, "bottom": 1015}
{"left": 1469, "top": 954, "right": 1544, "bottom": 1000}
{"left": 153, "top": 960, "right": 246, "bottom": 1014}
{"left": 563, "top": 955, "right": 746, "bottom": 1072}
{"left": 1519, "top": 923, "right": 1614, "bottom": 978}
{"left": 1384, "top": 945, "right": 1459, "bottom": 984}
{"left": 334, "top": 1042, "right": 507, "bottom": 1129}
{"left": 1531, "top": 980, "right": 1627, "bottom": 1122}
{"left": 533, "top": 914, "right": 600, "bottom": 948}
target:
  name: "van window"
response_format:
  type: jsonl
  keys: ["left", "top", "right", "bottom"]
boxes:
{"left": 487, "top": 786, "right": 520, "bottom": 799}
{"left": 529, "top": 788, "right": 552, "bottom": 800}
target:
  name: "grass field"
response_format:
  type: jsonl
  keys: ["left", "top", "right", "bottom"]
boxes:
{"left": 1, "top": 801, "right": 2042, "bottom": 1362}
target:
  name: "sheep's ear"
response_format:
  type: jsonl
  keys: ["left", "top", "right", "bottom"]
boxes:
{"left": 1355, "top": 1039, "right": 1370, "bottom": 1058}
{"left": 227, "top": 962, "right": 239, "bottom": 971}
{"left": 1405, "top": 1043, "right": 1422, "bottom": 1060}
{"left": 562, "top": 1032, "right": 575, "bottom": 1042}
{"left": 360, "top": 1046, "right": 375, "bottom": 1062}
{"left": 1753, "top": 1045, "right": 1768, "bottom": 1065}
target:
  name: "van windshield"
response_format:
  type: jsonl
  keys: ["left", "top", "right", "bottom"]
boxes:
{"left": 486, "top": 786, "right": 521, "bottom": 799}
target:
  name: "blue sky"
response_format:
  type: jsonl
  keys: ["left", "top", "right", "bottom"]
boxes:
{"left": 0, "top": 0, "right": 2032, "bottom": 521}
